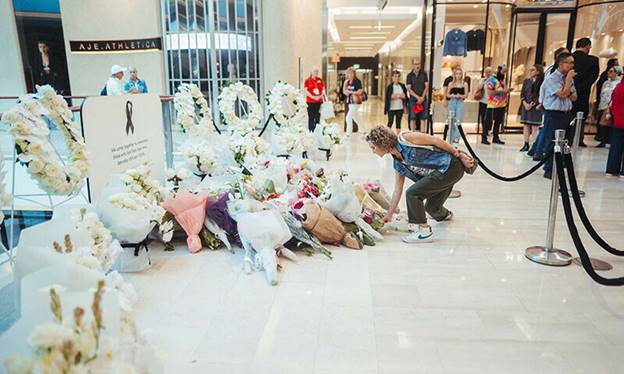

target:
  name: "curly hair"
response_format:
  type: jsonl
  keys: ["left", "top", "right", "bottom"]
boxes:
{"left": 366, "top": 126, "right": 398, "bottom": 149}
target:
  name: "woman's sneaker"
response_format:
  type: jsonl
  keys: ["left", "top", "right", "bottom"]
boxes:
{"left": 402, "top": 226, "right": 434, "bottom": 243}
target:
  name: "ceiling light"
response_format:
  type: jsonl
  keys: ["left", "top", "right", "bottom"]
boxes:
{"left": 473, "top": 5, "right": 479, "bottom": 8}
{"left": 349, "top": 25, "right": 396, "bottom": 29}
{"left": 350, "top": 36, "right": 387, "bottom": 40}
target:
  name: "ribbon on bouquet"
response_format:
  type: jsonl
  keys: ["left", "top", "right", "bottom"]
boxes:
{"left": 125, "top": 101, "right": 134, "bottom": 135}
{"left": 120, "top": 238, "right": 150, "bottom": 257}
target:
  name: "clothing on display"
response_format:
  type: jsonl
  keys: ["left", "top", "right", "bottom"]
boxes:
{"left": 466, "top": 29, "right": 486, "bottom": 54}
{"left": 443, "top": 29, "right": 468, "bottom": 57}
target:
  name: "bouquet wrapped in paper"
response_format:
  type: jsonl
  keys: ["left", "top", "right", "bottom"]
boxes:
{"left": 324, "top": 176, "right": 383, "bottom": 242}
{"left": 313, "top": 121, "right": 340, "bottom": 149}
{"left": 234, "top": 209, "right": 292, "bottom": 286}
{"left": 363, "top": 180, "right": 393, "bottom": 212}
{"left": 161, "top": 192, "right": 210, "bottom": 253}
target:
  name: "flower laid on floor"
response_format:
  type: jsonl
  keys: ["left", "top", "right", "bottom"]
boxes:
{"left": 314, "top": 120, "right": 341, "bottom": 149}
{"left": 73, "top": 208, "right": 122, "bottom": 272}
{"left": 4, "top": 281, "right": 139, "bottom": 374}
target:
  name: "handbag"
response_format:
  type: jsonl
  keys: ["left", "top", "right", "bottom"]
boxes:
{"left": 350, "top": 91, "right": 368, "bottom": 105}
{"left": 599, "top": 109, "right": 613, "bottom": 126}
{"left": 320, "top": 94, "right": 335, "bottom": 119}
{"left": 412, "top": 102, "right": 424, "bottom": 114}
{"left": 474, "top": 86, "right": 484, "bottom": 101}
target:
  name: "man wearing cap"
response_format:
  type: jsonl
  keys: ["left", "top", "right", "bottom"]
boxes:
{"left": 105, "top": 65, "right": 127, "bottom": 96}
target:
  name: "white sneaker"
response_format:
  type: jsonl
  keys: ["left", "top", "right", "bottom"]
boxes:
{"left": 402, "top": 227, "right": 434, "bottom": 243}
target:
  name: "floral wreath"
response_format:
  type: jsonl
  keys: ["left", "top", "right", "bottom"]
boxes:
{"left": 0, "top": 85, "right": 90, "bottom": 195}
{"left": 265, "top": 81, "right": 307, "bottom": 128}
{"left": 174, "top": 83, "right": 213, "bottom": 137}
{"left": 218, "top": 82, "right": 263, "bottom": 132}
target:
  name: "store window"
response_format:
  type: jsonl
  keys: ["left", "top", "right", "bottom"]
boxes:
{"left": 162, "top": 0, "right": 262, "bottom": 124}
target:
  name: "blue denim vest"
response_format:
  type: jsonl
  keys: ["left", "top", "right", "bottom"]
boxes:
{"left": 393, "top": 141, "right": 452, "bottom": 182}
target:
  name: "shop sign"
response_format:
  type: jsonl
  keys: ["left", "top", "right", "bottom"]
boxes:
{"left": 69, "top": 37, "right": 162, "bottom": 53}
{"left": 80, "top": 94, "right": 165, "bottom": 201}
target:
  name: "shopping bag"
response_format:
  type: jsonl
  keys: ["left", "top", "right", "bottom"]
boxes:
{"left": 320, "top": 95, "right": 335, "bottom": 120}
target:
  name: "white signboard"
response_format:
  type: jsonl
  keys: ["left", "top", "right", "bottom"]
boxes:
{"left": 81, "top": 94, "right": 165, "bottom": 202}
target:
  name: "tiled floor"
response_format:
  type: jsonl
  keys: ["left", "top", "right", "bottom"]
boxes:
{"left": 3, "top": 98, "right": 624, "bottom": 373}
{"left": 125, "top": 99, "right": 624, "bottom": 373}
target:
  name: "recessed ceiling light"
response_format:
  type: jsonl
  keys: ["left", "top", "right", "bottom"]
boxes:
{"left": 473, "top": 5, "right": 479, "bottom": 8}
{"left": 350, "top": 36, "right": 387, "bottom": 40}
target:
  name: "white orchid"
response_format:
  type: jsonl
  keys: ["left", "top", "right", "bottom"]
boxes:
{"left": 182, "top": 141, "right": 218, "bottom": 174}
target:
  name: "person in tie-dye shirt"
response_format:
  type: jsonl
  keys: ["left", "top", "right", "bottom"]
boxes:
{"left": 481, "top": 65, "right": 512, "bottom": 145}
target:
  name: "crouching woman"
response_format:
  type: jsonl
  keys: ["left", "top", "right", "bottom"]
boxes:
{"left": 366, "top": 126, "right": 474, "bottom": 243}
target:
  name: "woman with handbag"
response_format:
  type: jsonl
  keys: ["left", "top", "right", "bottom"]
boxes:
{"left": 343, "top": 67, "right": 368, "bottom": 138}
{"left": 365, "top": 126, "right": 475, "bottom": 243}
{"left": 475, "top": 67, "right": 492, "bottom": 133}
{"left": 384, "top": 70, "right": 408, "bottom": 135}
{"left": 596, "top": 66, "right": 621, "bottom": 148}
{"left": 519, "top": 64, "right": 544, "bottom": 151}
{"left": 304, "top": 67, "right": 326, "bottom": 132}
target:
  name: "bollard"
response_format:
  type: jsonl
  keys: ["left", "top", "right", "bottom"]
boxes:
{"left": 569, "top": 111, "right": 586, "bottom": 198}
{"left": 525, "top": 129, "right": 573, "bottom": 266}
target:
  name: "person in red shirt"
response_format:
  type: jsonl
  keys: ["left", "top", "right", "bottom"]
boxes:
{"left": 607, "top": 77, "right": 624, "bottom": 176}
{"left": 304, "top": 67, "right": 325, "bottom": 132}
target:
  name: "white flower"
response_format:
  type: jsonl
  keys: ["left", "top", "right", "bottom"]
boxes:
{"left": 3, "top": 355, "right": 34, "bottom": 374}
{"left": 177, "top": 168, "right": 190, "bottom": 179}
{"left": 218, "top": 82, "right": 263, "bottom": 132}
{"left": 164, "top": 168, "right": 176, "bottom": 179}
{"left": 28, "top": 322, "right": 75, "bottom": 349}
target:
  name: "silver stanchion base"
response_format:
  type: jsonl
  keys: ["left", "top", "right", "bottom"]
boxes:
{"left": 571, "top": 257, "right": 612, "bottom": 271}
{"left": 449, "top": 190, "right": 461, "bottom": 198}
{"left": 525, "top": 246, "right": 573, "bottom": 266}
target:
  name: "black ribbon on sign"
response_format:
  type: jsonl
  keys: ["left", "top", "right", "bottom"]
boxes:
{"left": 125, "top": 101, "right": 134, "bottom": 135}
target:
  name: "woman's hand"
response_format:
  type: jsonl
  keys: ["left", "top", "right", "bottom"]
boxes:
{"left": 382, "top": 213, "right": 393, "bottom": 223}
{"left": 458, "top": 152, "right": 475, "bottom": 169}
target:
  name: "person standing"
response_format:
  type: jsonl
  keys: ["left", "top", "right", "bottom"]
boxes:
{"left": 519, "top": 64, "right": 544, "bottom": 151}
{"left": 124, "top": 67, "right": 148, "bottom": 94}
{"left": 482, "top": 64, "right": 511, "bottom": 145}
{"left": 406, "top": 58, "right": 429, "bottom": 132}
{"left": 104, "top": 65, "right": 126, "bottom": 96}
{"left": 596, "top": 66, "right": 622, "bottom": 147}
{"left": 476, "top": 67, "right": 492, "bottom": 134}
{"left": 607, "top": 76, "right": 624, "bottom": 176}
{"left": 342, "top": 67, "right": 367, "bottom": 137}
{"left": 571, "top": 38, "right": 599, "bottom": 147}
{"left": 529, "top": 47, "right": 569, "bottom": 159}
{"left": 595, "top": 58, "right": 619, "bottom": 145}
{"left": 540, "top": 52, "right": 578, "bottom": 179}
{"left": 384, "top": 71, "right": 408, "bottom": 135}
{"left": 304, "top": 67, "right": 325, "bottom": 132}
{"left": 446, "top": 67, "right": 469, "bottom": 143}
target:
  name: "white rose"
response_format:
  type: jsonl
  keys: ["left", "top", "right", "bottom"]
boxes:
{"left": 164, "top": 169, "right": 176, "bottom": 179}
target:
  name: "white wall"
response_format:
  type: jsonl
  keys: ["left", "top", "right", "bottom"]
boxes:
{"left": 262, "top": 0, "right": 323, "bottom": 90}
{"left": 59, "top": 0, "right": 166, "bottom": 96}
{"left": 0, "top": 0, "right": 26, "bottom": 103}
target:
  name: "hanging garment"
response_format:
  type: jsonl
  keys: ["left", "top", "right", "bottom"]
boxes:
{"left": 443, "top": 29, "right": 468, "bottom": 57}
{"left": 466, "top": 29, "right": 486, "bottom": 54}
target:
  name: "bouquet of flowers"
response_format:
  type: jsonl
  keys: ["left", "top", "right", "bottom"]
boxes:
{"left": 271, "top": 126, "right": 306, "bottom": 156}
{"left": 181, "top": 140, "right": 218, "bottom": 175}
{"left": 314, "top": 120, "right": 341, "bottom": 149}
{"left": 228, "top": 131, "right": 270, "bottom": 168}
{"left": 4, "top": 282, "right": 138, "bottom": 374}
{"left": 74, "top": 208, "right": 122, "bottom": 272}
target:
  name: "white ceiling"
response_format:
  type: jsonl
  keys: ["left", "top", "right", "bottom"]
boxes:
{"left": 327, "top": 1, "right": 424, "bottom": 58}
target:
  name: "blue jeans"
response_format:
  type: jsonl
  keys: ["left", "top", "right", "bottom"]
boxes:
{"left": 542, "top": 110, "right": 572, "bottom": 175}
{"left": 447, "top": 99, "right": 464, "bottom": 143}
{"left": 529, "top": 129, "right": 545, "bottom": 155}
{"left": 606, "top": 127, "right": 624, "bottom": 175}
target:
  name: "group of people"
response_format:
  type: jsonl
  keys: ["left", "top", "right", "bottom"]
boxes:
{"left": 383, "top": 59, "right": 429, "bottom": 134}
{"left": 102, "top": 65, "right": 148, "bottom": 96}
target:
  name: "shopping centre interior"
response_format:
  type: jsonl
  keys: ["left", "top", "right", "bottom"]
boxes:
{"left": 1, "top": 0, "right": 624, "bottom": 373}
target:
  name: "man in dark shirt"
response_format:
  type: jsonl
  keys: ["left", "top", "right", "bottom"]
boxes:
{"left": 571, "top": 37, "right": 599, "bottom": 147}
{"left": 406, "top": 58, "right": 429, "bottom": 132}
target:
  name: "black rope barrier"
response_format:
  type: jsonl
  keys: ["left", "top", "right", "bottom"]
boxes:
{"left": 555, "top": 152, "right": 624, "bottom": 286}
{"left": 458, "top": 125, "right": 551, "bottom": 182}
{"left": 563, "top": 153, "right": 624, "bottom": 256}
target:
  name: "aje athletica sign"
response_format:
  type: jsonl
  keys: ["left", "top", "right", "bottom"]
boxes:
{"left": 69, "top": 37, "right": 162, "bottom": 53}
{"left": 81, "top": 94, "right": 165, "bottom": 201}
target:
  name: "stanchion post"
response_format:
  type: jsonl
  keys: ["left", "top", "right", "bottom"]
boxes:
{"left": 570, "top": 111, "right": 586, "bottom": 197}
{"left": 447, "top": 109, "right": 461, "bottom": 198}
{"left": 525, "top": 129, "right": 572, "bottom": 266}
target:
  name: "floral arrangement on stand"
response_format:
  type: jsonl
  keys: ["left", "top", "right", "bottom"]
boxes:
{"left": 218, "top": 82, "right": 263, "bottom": 133}
{"left": 0, "top": 85, "right": 90, "bottom": 195}
{"left": 4, "top": 282, "right": 140, "bottom": 374}
{"left": 265, "top": 81, "right": 307, "bottom": 128}
{"left": 182, "top": 141, "right": 218, "bottom": 176}
{"left": 173, "top": 83, "right": 213, "bottom": 137}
